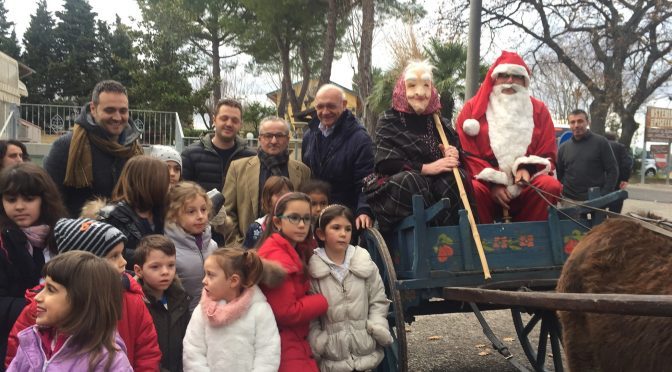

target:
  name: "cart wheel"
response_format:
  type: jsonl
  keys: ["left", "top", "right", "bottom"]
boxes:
{"left": 363, "top": 228, "right": 408, "bottom": 372}
{"left": 511, "top": 307, "right": 564, "bottom": 372}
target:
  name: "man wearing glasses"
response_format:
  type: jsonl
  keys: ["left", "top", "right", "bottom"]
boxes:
{"left": 224, "top": 116, "right": 311, "bottom": 244}
{"left": 456, "top": 51, "right": 562, "bottom": 223}
{"left": 302, "top": 84, "right": 375, "bottom": 232}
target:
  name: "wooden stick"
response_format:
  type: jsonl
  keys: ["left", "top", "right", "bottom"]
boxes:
{"left": 502, "top": 208, "right": 512, "bottom": 223}
{"left": 433, "top": 113, "right": 491, "bottom": 280}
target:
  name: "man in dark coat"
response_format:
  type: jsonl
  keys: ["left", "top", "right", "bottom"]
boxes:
{"left": 44, "top": 80, "right": 144, "bottom": 217}
{"left": 181, "top": 98, "right": 256, "bottom": 192}
{"left": 605, "top": 132, "right": 633, "bottom": 213}
{"left": 302, "top": 84, "right": 374, "bottom": 230}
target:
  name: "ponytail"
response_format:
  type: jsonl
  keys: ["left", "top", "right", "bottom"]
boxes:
{"left": 209, "top": 247, "right": 285, "bottom": 288}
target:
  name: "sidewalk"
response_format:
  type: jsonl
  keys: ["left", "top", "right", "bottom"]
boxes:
{"left": 622, "top": 199, "right": 672, "bottom": 220}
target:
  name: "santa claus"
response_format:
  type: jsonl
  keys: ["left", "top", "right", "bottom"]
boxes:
{"left": 456, "top": 51, "right": 562, "bottom": 223}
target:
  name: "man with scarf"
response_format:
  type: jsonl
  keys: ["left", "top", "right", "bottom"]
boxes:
{"left": 456, "top": 51, "right": 562, "bottom": 224}
{"left": 302, "top": 84, "right": 375, "bottom": 231}
{"left": 223, "top": 116, "right": 311, "bottom": 244}
{"left": 365, "top": 60, "right": 470, "bottom": 231}
{"left": 44, "top": 80, "right": 143, "bottom": 217}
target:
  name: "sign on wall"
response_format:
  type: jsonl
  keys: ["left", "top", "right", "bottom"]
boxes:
{"left": 645, "top": 106, "right": 672, "bottom": 142}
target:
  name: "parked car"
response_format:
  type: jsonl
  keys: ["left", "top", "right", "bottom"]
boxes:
{"left": 643, "top": 158, "right": 658, "bottom": 177}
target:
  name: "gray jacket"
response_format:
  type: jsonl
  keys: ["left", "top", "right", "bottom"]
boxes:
{"left": 308, "top": 246, "right": 392, "bottom": 372}
{"left": 164, "top": 223, "right": 217, "bottom": 312}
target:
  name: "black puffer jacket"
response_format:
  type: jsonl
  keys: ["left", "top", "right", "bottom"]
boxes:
{"left": 98, "top": 201, "right": 163, "bottom": 269}
{"left": 181, "top": 133, "right": 256, "bottom": 192}
{"left": 44, "top": 105, "right": 141, "bottom": 217}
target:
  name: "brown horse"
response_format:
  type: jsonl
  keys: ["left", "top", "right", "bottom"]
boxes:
{"left": 557, "top": 216, "right": 672, "bottom": 372}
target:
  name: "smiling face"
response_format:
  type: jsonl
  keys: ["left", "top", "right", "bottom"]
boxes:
{"left": 202, "top": 256, "right": 240, "bottom": 302}
{"left": 90, "top": 92, "right": 129, "bottom": 141}
{"left": 2, "top": 194, "right": 41, "bottom": 228}
{"left": 134, "top": 249, "right": 176, "bottom": 298}
{"left": 404, "top": 67, "right": 433, "bottom": 114}
{"left": 178, "top": 195, "right": 209, "bottom": 235}
{"left": 569, "top": 113, "right": 590, "bottom": 140}
{"left": 212, "top": 104, "right": 242, "bottom": 147}
{"left": 315, "top": 87, "right": 347, "bottom": 128}
{"left": 35, "top": 276, "right": 71, "bottom": 328}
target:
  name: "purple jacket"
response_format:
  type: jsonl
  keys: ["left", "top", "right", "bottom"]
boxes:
{"left": 8, "top": 326, "right": 132, "bottom": 372}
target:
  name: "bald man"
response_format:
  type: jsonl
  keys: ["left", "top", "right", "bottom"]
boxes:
{"left": 302, "top": 84, "right": 374, "bottom": 230}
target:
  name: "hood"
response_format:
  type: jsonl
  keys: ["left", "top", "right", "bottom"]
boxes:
{"left": 164, "top": 222, "right": 214, "bottom": 250}
{"left": 309, "top": 245, "right": 377, "bottom": 279}
{"left": 122, "top": 271, "right": 144, "bottom": 296}
{"left": 259, "top": 233, "right": 303, "bottom": 275}
{"left": 75, "top": 103, "right": 140, "bottom": 146}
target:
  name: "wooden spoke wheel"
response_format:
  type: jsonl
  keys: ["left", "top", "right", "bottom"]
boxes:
{"left": 511, "top": 307, "right": 564, "bottom": 372}
{"left": 362, "top": 228, "right": 408, "bottom": 372}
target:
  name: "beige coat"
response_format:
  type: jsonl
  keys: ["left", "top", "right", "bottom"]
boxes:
{"left": 308, "top": 246, "right": 393, "bottom": 372}
{"left": 223, "top": 155, "right": 311, "bottom": 244}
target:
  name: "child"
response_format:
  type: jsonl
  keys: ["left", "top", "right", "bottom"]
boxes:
{"left": 5, "top": 218, "right": 162, "bottom": 371}
{"left": 0, "top": 163, "right": 67, "bottom": 363}
{"left": 243, "top": 176, "right": 294, "bottom": 249}
{"left": 150, "top": 145, "right": 182, "bottom": 187}
{"left": 307, "top": 205, "right": 392, "bottom": 371}
{"left": 256, "top": 192, "right": 328, "bottom": 372}
{"left": 300, "top": 179, "right": 330, "bottom": 227}
{"left": 183, "top": 247, "right": 284, "bottom": 371}
{"left": 134, "top": 235, "right": 191, "bottom": 372}
{"left": 165, "top": 181, "right": 218, "bottom": 312}
{"left": 98, "top": 155, "right": 170, "bottom": 268}
{"left": 8, "top": 250, "right": 132, "bottom": 371}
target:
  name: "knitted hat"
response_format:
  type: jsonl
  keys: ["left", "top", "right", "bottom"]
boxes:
{"left": 150, "top": 145, "right": 182, "bottom": 169}
{"left": 461, "top": 51, "right": 532, "bottom": 137}
{"left": 55, "top": 218, "right": 127, "bottom": 258}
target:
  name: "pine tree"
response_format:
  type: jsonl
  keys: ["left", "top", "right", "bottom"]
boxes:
{"left": 22, "top": 0, "right": 58, "bottom": 103}
{"left": 54, "top": 0, "right": 100, "bottom": 104}
{"left": 0, "top": 0, "right": 21, "bottom": 58}
{"left": 97, "top": 15, "right": 134, "bottom": 87}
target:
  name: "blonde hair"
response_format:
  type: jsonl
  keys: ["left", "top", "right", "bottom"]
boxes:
{"left": 165, "top": 181, "right": 211, "bottom": 224}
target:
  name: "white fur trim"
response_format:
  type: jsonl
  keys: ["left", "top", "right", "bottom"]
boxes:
{"left": 491, "top": 64, "right": 529, "bottom": 82}
{"left": 507, "top": 184, "right": 521, "bottom": 198}
{"left": 512, "top": 155, "right": 551, "bottom": 178}
{"left": 475, "top": 168, "right": 509, "bottom": 186}
{"left": 463, "top": 119, "right": 480, "bottom": 136}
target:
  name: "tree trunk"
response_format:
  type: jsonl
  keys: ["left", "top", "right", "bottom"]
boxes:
{"left": 275, "top": 35, "right": 294, "bottom": 119}
{"left": 619, "top": 111, "right": 638, "bottom": 148}
{"left": 358, "top": 0, "right": 375, "bottom": 136}
{"left": 588, "top": 96, "right": 609, "bottom": 135}
{"left": 317, "top": 0, "right": 338, "bottom": 88}
{"left": 211, "top": 25, "right": 221, "bottom": 111}
{"left": 296, "top": 42, "right": 312, "bottom": 118}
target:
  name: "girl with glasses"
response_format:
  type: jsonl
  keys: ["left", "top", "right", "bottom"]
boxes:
{"left": 257, "top": 192, "right": 328, "bottom": 372}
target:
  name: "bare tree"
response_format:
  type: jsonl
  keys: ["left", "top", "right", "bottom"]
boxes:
{"left": 479, "top": 0, "right": 672, "bottom": 147}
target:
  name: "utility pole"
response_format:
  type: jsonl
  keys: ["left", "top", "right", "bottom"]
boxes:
{"left": 465, "top": 0, "right": 482, "bottom": 100}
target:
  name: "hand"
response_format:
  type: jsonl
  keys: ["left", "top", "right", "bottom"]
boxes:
{"left": 355, "top": 214, "right": 373, "bottom": 230}
{"left": 439, "top": 144, "right": 459, "bottom": 159}
{"left": 421, "top": 157, "right": 459, "bottom": 175}
{"left": 514, "top": 168, "right": 531, "bottom": 185}
{"left": 619, "top": 181, "right": 628, "bottom": 190}
{"left": 490, "top": 184, "right": 512, "bottom": 209}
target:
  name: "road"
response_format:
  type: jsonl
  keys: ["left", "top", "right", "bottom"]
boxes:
{"left": 626, "top": 184, "right": 672, "bottom": 203}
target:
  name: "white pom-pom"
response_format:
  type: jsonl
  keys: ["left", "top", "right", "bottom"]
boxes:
{"left": 463, "top": 119, "right": 480, "bottom": 136}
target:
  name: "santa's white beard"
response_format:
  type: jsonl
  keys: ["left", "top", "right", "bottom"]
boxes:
{"left": 485, "top": 84, "right": 534, "bottom": 185}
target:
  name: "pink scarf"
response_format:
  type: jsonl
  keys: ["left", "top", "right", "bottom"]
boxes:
{"left": 21, "top": 225, "right": 50, "bottom": 256}
{"left": 201, "top": 287, "right": 254, "bottom": 327}
{"left": 391, "top": 74, "right": 442, "bottom": 115}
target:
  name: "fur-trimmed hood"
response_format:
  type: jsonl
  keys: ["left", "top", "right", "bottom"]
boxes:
{"left": 309, "top": 245, "right": 377, "bottom": 280}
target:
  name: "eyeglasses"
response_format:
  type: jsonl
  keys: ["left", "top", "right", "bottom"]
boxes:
{"left": 496, "top": 73, "right": 525, "bottom": 81}
{"left": 277, "top": 214, "right": 312, "bottom": 225}
{"left": 259, "top": 133, "right": 289, "bottom": 140}
{"left": 315, "top": 103, "right": 340, "bottom": 110}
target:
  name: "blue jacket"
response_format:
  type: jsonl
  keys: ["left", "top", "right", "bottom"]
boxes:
{"left": 302, "top": 110, "right": 374, "bottom": 217}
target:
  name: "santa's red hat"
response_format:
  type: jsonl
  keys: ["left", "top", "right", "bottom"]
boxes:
{"left": 462, "top": 51, "right": 531, "bottom": 136}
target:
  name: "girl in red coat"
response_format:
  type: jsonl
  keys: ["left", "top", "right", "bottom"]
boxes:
{"left": 257, "top": 192, "right": 328, "bottom": 372}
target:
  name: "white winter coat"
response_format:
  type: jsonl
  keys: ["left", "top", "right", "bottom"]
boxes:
{"left": 308, "top": 245, "right": 393, "bottom": 372}
{"left": 183, "top": 285, "right": 281, "bottom": 372}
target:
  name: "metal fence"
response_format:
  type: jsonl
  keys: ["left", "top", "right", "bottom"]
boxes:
{"left": 20, "top": 103, "right": 181, "bottom": 147}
